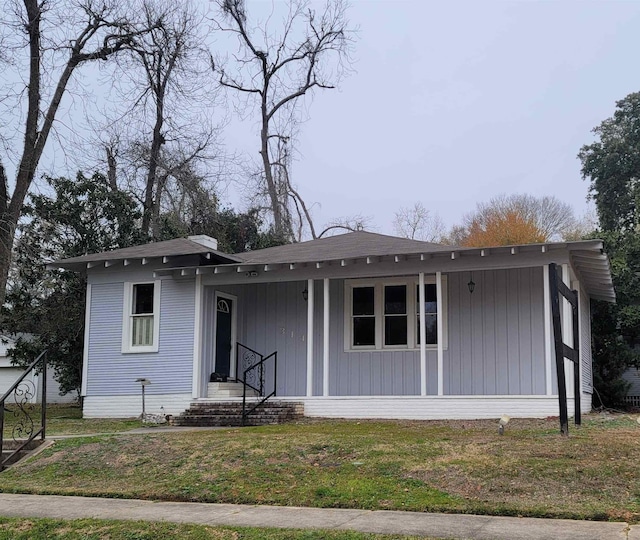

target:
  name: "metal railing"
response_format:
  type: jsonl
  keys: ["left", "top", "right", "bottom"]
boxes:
{"left": 236, "top": 343, "right": 277, "bottom": 426}
{"left": 0, "top": 350, "right": 47, "bottom": 471}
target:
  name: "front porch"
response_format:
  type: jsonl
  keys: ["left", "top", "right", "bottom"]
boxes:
{"left": 189, "top": 265, "right": 580, "bottom": 402}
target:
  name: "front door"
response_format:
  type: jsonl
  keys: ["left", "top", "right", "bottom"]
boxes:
{"left": 214, "top": 296, "right": 233, "bottom": 378}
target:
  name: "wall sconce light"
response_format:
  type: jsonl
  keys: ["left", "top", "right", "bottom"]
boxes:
{"left": 302, "top": 288, "right": 308, "bottom": 301}
{"left": 467, "top": 273, "right": 475, "bottom": 294}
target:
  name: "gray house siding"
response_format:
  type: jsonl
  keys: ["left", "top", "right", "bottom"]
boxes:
{"left": 446, "top": 268, "right": 546, "bottom": 396}
{"left": 86, "top": 276, "right": 195, "bottom": 396}
{"left": 203, "top": 282, "right": 308, "bottom": 397}
{"left": 204, "top": 267, "right": 547, "bottom": 397}
{"left": 319, "top": 279, "right": 425, "bottom": 397}
{"left": 579, "top": 289, "right": 593, "bottom": 393}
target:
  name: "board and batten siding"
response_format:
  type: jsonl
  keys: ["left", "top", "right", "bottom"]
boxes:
{"left": 446, "top": 268, "right": 546, "bottom": 396}
{"left": 223, "top": 281, "right": 308, "bottom": 397}
{"left": 219, "top": 267, "right": 547, "bottom": 397}
{"left": 86, "top": 276, "right": 196, "bottom": 397}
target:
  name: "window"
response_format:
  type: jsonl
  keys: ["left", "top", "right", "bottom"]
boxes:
{"left": 352, "top": 286, "right": 375, "bottom": 346}
{"left": 417, "top": 283, "right": 438, "bottom": 345}
{"left": 384, "top": 285, "right": 407, "bottom": 346}
{"left": 345, "top": 277, "right": 447, "bottom": 351}
{"left": 122, "top": 281, "right": 161, "bottom": 353}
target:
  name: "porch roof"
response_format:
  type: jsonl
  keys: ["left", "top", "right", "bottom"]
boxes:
{"left": 159, "top": 232, "right": 616, "bottom": 303}
{"left": 49, "top": 236, "right": 243, "bottom": 271}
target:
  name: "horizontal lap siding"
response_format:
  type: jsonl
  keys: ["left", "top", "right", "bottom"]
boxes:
{"left": 446, "top": 268, "right": 545, "bottom": 396}
{"left": 580, "top": 290, "right": 593, "bottom": 393}
{"left": 87, "top": 279, "right": 195, "bottom": 396}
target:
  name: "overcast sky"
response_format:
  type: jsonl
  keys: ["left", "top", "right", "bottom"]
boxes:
{"left": 5, "top": 0, "right": 639, "bottom": 239}
{"left": 226, "top": 0, "right": 640, "bottom": 235}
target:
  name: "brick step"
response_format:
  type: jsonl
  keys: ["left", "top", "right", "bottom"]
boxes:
{"left": 171, "top": 400, "right": 304, "bottom": 427}
{"left": 185, "top": 407, "right": 301, "bottom": 415}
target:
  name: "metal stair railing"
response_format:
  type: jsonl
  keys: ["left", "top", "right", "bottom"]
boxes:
{"left": 0, "top": 350, "right": 48, "bottom": 472}
{"left": 236, "top": 343, "right": 278, "bottom": 426}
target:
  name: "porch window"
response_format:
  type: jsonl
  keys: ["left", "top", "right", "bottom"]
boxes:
{"left": 384, "top": 285, "right": 407, "bottom": 346}
{"left": 352, "top": 286, "right": 375, "bottom": 346}
{"left": 122, "top": 280, "right": 161, "bottom": 353}
{"left": 345, "top": 277, "right": 447, "bottom": 351}
{"left": 417, "top": 284, "right": 438, "bottom": 345}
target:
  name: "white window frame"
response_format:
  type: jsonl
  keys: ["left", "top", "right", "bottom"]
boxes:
{"left": 344, "top": 276, "right": 447, "bottom": 352}
{"left": 122, "top": 280, "right": 161, "bottom": 353}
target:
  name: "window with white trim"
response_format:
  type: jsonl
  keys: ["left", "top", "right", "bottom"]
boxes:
{"left": 345, "top": 277, "right": 447, "bottom": 351}
{"left": 122, "top": 280, "right": 161, "bottom": 353}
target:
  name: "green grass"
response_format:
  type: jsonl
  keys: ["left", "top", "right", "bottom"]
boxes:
{"left": 0, "top": 518, "right": 432, "bottom": 540}
{"left": 2, "top": 404, "right": 140, "bottom": 437}
{"left": 1, "top": 414, "right": 639, "bottom": 523}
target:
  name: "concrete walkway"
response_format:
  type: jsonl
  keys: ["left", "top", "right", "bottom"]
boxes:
{"left": 0, "top": 493, "right": 636, "bottom": 540}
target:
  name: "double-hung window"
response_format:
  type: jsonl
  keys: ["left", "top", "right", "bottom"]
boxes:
{"left": 352, "top": 286, "right": 376, "bottom": 346}
{"left": 122, "top": 281, "right": 161, "bottom": 353}
{"left": 417, "top": 283, "right": 438, "bottom": 345}
{"left": 384, "top": 285, "right": 408, "bottom": 346}
{"left": 345, "top": 277, "right": 446, "bottom": 351}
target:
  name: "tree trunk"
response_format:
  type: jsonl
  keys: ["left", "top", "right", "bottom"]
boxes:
{"left": 260, "top": 95, "right": 290, "bottom": 241}
{"left": 106, "top": 146, "right": 118, "bottom": 190}
{"left": 142, "top": 93, "right": 165, "bottom": 238}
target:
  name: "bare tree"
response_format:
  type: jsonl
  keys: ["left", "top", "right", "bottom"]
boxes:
{"left": 212, "top": 0, "right": 354, "bottom": 242}
{"left": 393, "top": 202, "right": 446, "bottom": 242}
{"left": 0, "top": 0, "right": 158, "bottom": 305}
{"left": 317, "top": 215, "right": 371, "bottom": 238}
{"left": 104, "top": 0, "right": 218, "bottom": 239}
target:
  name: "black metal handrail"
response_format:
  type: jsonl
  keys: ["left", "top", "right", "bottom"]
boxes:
{"left": 236, "top": 343, "right": 277, "bottom": 426}
{"left": 236, "top": 343, "right": 264, "bottom": 394}
{"left": 0, "top": 350, "right": 47, "bottom": 472}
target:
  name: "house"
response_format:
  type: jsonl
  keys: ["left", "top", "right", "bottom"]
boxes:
{"left": 50, "top": 232, "right": 615, "bottom": 420}
{"left": 622, "top": 367, "right": 640, "bottom": 408}
{"left": 0, "top": 335, "right": 75, "bottom": 404}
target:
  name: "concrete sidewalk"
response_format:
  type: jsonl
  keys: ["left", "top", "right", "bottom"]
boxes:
{"left": 0, "top": 493, "right": 636, "bottom": 540}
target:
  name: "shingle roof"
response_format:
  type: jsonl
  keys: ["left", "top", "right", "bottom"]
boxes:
{"left": 235, "top": 231, "right": 453, "bottom": 264}
{"left": 50, "top": 237, "right": 242, "bottom": 269}
{"left": 50, "top": 231, "right": 616, "bottom": 302}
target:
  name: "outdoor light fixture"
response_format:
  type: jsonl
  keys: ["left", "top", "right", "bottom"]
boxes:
{"left": 467, "top": 273, "right": 475, "bottom": 294}
{"left": 498, "top": 414, "right": 510, "bottom": 435}
{"left": 302, "top": 288, "right": 308, "bottom": 301}
{"left": 135, "top": 378, "right": 151, "bottom": 419}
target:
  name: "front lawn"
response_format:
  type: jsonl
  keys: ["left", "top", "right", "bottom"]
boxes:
{"left": 0, "top": 415, "right": 639, "bottom": 522}
{"left": 0, "top": 518, "right": 430, "bottom": 540}
{"left": 2, "top": 404, "right": 140, "bottom": 437}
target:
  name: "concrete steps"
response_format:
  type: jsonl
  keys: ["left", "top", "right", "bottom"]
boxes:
{"left": 207, "top": 382, "right": 259, "bottom": 398}
{"left": 170, "top": 401, "right": 304, "bottom": 427}
{"left": 1, "top": 439, "right": 45, "bottom": 471}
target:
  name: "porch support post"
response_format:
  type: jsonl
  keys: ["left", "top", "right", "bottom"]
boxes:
{"left": 436, "top": 271, "right": 444, "bottom": 396}
{"left": 419, "top": 272, "right": 427, "bottom": 396}
{"left": 323, "top": 278, "right": 330, "bottom": 397}
{"left": 543, "top": 264, "right": 553, "bottom": 396}
{"left": 81, "top": 283, "right": 92, "bottom": 398}
{"left": 562, "top": 264, "right": 574, "bottom": 399}
{"left": 191, "top": 274, "right": 203, "bottom": 398}
{"left": 306, "top": 279, "right": 314, "bottom": 397}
